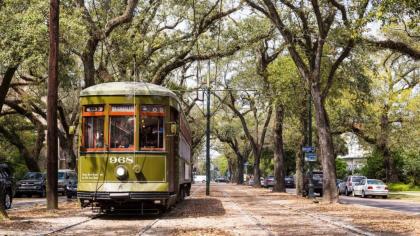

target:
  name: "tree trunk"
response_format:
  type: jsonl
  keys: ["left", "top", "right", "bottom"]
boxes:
{"left": 227, "top": 157, "right": 234, "bottom": 181}
{"left": 21, "top": 148, "right": 41, "bottom": 172}
{"left": 0, "top": 126, "right": 41, "bottom": 172}
{"left": 378, "top": 111, "right": 398, "bottom": 182}
{"left": 82, "top": 40, "right": 97, "bottom": 88}
{"left": 273, "top": 105, "right": 286, "bottom": 192}
{"left": 0, "top": 66, "right": 18, "bottom": 112}
{"left": 311, "top": 82, "right": 337, "bottom": 203}
{"left": 236, "top": 154, "right": 244, "bottom": 184}
{"left": 58, "top": 132, "right": 76, "bottom": 169}
{"left": 253, "top": 148, "right": 261, "bottom": 187}
{"left": 295, "top": 98, "right": 307, "bottom": 196}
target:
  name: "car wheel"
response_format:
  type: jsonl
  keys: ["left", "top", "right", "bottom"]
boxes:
{"left": 4, "top": 192, "right": 12, "bottom": 209}
{"left": 66, "top": 194, "right": 72, "bottom": 199}
{"left": 361, "top": 191, "right": 366, "bottom": 198}
{"left": 382, "top": 195, "right": 388, "bottom": 199}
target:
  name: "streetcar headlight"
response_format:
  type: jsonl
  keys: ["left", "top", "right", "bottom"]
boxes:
{"left": 115, "top": 165, "right": 128, "bottom": 180}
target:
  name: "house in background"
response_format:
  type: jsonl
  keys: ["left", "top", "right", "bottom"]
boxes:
{"left": 337, "top": 133, "right": 370, "bottom": 174}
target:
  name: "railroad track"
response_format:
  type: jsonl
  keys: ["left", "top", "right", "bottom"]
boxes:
{"left": 43, "top": 213, "right": 102, "bottom": 236}
{"left": 221, "top": 190, "right": 275, "bottom": 236}
{"left": 43, "top": 185, "right": 204, "bottom": 236}
{"left": 229, "top": 186, "right": 374, "bottom": 236}
{"left": 138, "top": 185, "right": 203, "bottom": 236}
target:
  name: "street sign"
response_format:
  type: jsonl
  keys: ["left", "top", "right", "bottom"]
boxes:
{"left": 302, "top": 146, "right": 315, "bottom": 153}
{"left": 305, "top": 152, "right": 317, "bottom": 162}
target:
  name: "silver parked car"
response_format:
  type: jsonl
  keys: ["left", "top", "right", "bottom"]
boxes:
{"left": 341, "top": 175, "right": 367, "bottom": 196}
{"left": 57, "top": 169, "right": 77, "bottom": 196}
{"left": 352, "top": 179, "right": 389, "bottom": 198}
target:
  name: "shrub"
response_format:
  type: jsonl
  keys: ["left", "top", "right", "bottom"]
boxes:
{"left": 388, "top": 183, "right": 410, "bottom": 191}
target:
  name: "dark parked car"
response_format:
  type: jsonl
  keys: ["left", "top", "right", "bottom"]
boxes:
{"left": 285, "top": 176, "right": 295, "bottom": 188}
{"left": 57, "top": 169, "right": 77, "bottom": 196}
{"left": 66, "top": 179, "right": 77, "bottom": 199}
{"left": 0, "top": 164, "right": 14, "bottom": 209}
{"left": 15, "top": 172, "right": 46, "bottom": 197}
{"left": 303, "top": 171, "right": 323, "bottom": 197}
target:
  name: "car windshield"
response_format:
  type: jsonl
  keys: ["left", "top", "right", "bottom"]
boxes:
{"left": 367, "top": 180, "right": 385, "bottom": 185}
{"left": 352, "top": 176, "right": 365, "bottom": 182}
{"left": 313, "top": 173, "right": 323, "bottom": 179}
{"left": 24, "top": 172, "right": 43, "bottom": 180}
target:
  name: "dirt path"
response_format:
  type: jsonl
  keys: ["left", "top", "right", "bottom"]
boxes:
{"left": 141, "top": 184, "right": 361, "bottom": 235}
{"left": 1, "top": 183, "right": 418, "bottom": 235}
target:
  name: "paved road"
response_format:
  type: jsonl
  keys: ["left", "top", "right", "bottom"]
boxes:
{"left": 339, "top": 195, "right": 420, "bottom": 215}
{"left": 9, "top": 196, "right": 69, "bottom": 210}
{"left": 286, "top": 188, "right": 420, "bottom": 215}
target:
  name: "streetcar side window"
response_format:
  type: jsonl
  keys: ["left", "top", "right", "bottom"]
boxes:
{"left": 82, "top": 116, "right": 104, "bottom": 149}
{"left": 82, "top": 105, "right": 104, "bottom": 150}
{"left": 140, "top": 105, "right": 165, "bottom": 150}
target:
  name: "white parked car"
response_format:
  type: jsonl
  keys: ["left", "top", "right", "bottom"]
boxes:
{"left": 352, "top": 179, "right": 389, "bottom": 198}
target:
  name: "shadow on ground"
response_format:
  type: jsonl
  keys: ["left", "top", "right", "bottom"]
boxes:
{"left": 165, "top": 198, "right": 226, "bottom": 219}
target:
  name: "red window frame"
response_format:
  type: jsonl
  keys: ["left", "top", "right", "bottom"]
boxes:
{"left": 81, "top": 105, "right": 105, "bottom": 152}
{"left": 108, "top": 105, "right": 136, "bottom": 151}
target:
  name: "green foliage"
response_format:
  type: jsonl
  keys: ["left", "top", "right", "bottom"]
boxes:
{"left": 260, "top": 148, "right": 274, "bottom": 177}
{"left": 388, "top": 183, "right": 420, "bottom": 192}
{"left": 335, "top": 158, "right": 348, "bottom": 180}
{"left": 400, "top": 150, "right": 420, "bottom": 185}
{"left": 284, "top": 149, "right": 296, "bottom": 175}
{"left": 361, "top": 150, "right": 386, "bottom": 179}
{"left": 361, "top": 148, "right": 417, "bottom": 183}
{"left": 0, "top": 139, "right": 28, "bottom": 180}
{"left": 213, "top": 155, "right": 228, "bottom": 177}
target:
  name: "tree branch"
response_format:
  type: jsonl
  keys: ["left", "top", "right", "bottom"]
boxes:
{"left": 365, "top": 39, "right": 420, "bottom": 60}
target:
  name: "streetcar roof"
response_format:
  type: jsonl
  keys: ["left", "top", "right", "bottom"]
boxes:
{"left": 80, "top": 82, "right": 179, "bottom": 102}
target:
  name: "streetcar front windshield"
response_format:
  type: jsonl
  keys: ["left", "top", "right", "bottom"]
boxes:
{"left": 140, "top": 105, "right": 165, "bottom": 150}
{"left": 110, "top": 116, "right": 135, "bottom": 149}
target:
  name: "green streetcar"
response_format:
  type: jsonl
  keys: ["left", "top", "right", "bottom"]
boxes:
{"left": 77, "top": 82, "right": 192, "bottom": 213}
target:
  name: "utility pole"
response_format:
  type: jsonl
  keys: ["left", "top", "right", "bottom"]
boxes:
{"left": 47, "top": 0, "right": 59, "bottom": 210}
{"left": 307, "top": 92, "right": 315, "bottom": 199}
{"left": 206, "top": 79, "right": 211, "bottom": 196}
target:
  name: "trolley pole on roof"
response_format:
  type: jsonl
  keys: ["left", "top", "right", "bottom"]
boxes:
{"left": 205, "top": 82, "right": 211, "bottom": 196}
